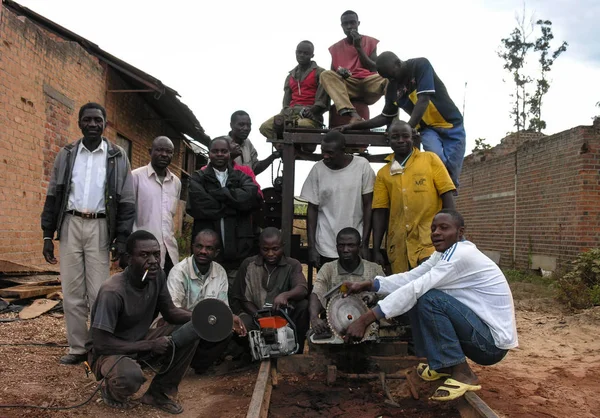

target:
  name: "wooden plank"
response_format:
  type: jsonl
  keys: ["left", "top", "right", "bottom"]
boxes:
{"left": 458, "top": 392, "right": 500, "bottom": 418}
{"left": 277, "top": 132, "right": 389, "bottom": 146}
{"left": 246, "top": 359, "right": 273, "bottom": 418}
{"left": 0, "top": 285, "right": 62, "bottom": 299}
{"left": 19, "top": 299, "right": 60, "bottom": 319}
{"left": 0, "top": 275, "right": 60, "bottom": 286}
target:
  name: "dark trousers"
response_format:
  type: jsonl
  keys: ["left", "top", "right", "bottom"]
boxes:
{"left": 190, "top": 335, "right": 231, "bottom": 372}
{"left": 91, "top": 324, "right": 199, "bottom": 402}
{"left": 239, "top": 299, "right": 310, "bottom": 354}
{"left": 164, "top": 252, "right": 175, "bottom": 278}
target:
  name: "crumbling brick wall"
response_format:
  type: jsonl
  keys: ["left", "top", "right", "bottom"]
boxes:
{"left": 0, "top": 6, "right": 187, "bottom": 267}
{"left": 457, "top": 123, "right": 600, "bottom": 270}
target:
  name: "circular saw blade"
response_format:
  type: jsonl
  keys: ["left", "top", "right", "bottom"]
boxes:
{"left": 191, "top": 298, "right": 233, "bottom": 342}
{"left": 326, "top": 293, "right": 369, "bottom": 343}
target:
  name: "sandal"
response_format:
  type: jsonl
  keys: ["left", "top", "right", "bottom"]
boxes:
{"left": 430, "top": 378, "right": 481, "bottom": 401}
{"left": 416, "top": 363, "right": 451, "bottom": 382}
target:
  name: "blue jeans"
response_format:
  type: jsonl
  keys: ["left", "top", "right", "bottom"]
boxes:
{"left": 419, "top": 124, "right": 466, "bottom": 188}
{"left": 408, "top": 289, "right": 507, "bottom": 370}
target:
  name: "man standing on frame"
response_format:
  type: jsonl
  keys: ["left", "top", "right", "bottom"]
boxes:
{"left": 319, "top": 10, "right": 388, "bottom": 123}
{"left": 132, "top": 136, "right": 181, "bottom": 276}
{"left": 41, "top": 102, "right": 135, "bottom": 365}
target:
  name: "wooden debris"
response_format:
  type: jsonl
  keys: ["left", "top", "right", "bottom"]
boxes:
{"left": 0, "top": 275, "right": 60, "bottom": 286}
{"left": 0, "top": 284, "right": 62, "bottom": 299}
{"left": 19, "top": 299, "right": 60, "bottom": 320}
{"left": 46, "top": 291, "right": 63, "bottom": 300}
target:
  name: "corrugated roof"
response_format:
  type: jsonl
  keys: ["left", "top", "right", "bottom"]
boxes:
{"left": 2, "top": 0, "right": 210, "bottom": 146}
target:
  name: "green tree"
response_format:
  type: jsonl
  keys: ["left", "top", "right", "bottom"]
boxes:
{"left": 472, "top": 138, "right": 492, "bottom": 153}
{"left": 498, "top": 10, "right": 534, "bottom": 132}
{"left": 527, "top": 20, "right": 568, "bottom": 132}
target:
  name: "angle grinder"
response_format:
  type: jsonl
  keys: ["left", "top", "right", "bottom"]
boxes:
{"left": 169, "top": 298, "right": 233, "bottom": 348}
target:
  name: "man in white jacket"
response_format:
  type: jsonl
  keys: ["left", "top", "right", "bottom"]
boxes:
{"left": 341, "top": 209, "right": 518, "bottom": 401}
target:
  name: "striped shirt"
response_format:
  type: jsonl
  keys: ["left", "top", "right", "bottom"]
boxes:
{"left": 373, "top": 240, "right": 518, "bottom": 350}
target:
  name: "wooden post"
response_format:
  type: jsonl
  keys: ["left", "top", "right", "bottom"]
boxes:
{"left": 246, "top": 359, "right": 273, "bottom": 418}
{"left": 281, "top": 141, "right": 295, "bottom": 256}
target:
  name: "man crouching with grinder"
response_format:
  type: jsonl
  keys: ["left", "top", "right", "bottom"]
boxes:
{"left": 340, "top": 210, "right": 517, "bottom": 402}
{"left": 90, "top": 230, "right": 237, "bottom": 414}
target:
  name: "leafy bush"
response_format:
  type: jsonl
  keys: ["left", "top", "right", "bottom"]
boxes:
{"left": 556, "top": 248, "right": 600, "bottom": 309}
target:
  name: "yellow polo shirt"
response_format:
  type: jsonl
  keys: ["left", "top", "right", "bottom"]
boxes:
{"left": 372, "top": 148, "right": 455, "bottom": 273}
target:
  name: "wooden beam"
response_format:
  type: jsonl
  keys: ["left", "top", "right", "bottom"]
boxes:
{"left": 281, "top": 142, "right": 295, "bottom": 256}
{"left": 272, "top": 132, "right": 389, "bottom": 146}
{"left": 0, "top": 285, "right": 62, "bottom": 299}
{"left": 107, "top": 89, "right": 155, "bottom": 93}
{"left": 246, "top": 359, "right": 273, "bottom": 418}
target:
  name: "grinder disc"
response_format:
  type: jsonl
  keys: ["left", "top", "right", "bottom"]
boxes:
{"left": 191, "top": 298, "right": 233, "bottom": 342}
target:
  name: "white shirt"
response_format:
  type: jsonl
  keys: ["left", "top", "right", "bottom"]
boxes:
{"left": 300, "top": 156, "right": 376, "bottom": 258}
{"left": 375, "top": 240, "right": 518, "bottom": 350}
{"left": 167, "top": 257, "right": 229, "bottom": 310}
{"left": 213, "top": 168, "right": 228, "bottom": 244}
{"left": 67, "top": 140, "right": 107, "bottom": 213}
{"left": 132, "top": 164, "right": 181, "bottom": 268}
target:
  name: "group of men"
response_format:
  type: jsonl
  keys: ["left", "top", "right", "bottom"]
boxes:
{"left": 39, "top": 9, "right": 516, "bottom": 415}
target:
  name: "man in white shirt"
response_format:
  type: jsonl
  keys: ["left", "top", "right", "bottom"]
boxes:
{"left": 132, "top": 136, "right": 181, "bottom": 275}
{"left": 300, "top": 131, "right": 376, "bottom": 269}
{"left": 167, "top": 228, "right": 246, "bottom": 374}
{"left": 341, "top": 209, "right": 518, "bottom": 401}
{"left": 41, "top": 102, "right": 135, "bottom": 365}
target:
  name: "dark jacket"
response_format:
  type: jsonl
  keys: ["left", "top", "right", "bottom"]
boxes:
{"left": 186, "top": 164, "right": 262, "bottom": 268}
{"left": 41, "top": 138, "right": 136, "bottom": 245}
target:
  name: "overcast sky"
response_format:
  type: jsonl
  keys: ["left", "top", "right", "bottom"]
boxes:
{"left": 16, "top": 0, "right": 600, "bottom": 192}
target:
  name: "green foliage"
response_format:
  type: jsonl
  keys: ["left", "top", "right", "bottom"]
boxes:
{"left": 472, "top": 138, "right": 492, "bottom": 153}
{"left": 556, "top": 248, "right": 600, "bottom": 309}
{"left": 527, "top": 20, "right": 568, "bottom": 132}
{"left": 498, "top": 10, "right": 567, "bottom": 133}
{"left": 504, "top": 269, "right": 554, "bottom": 286}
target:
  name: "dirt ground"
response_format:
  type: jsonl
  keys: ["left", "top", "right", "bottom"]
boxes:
{"left": 0, "top": 281, "right": 599, "bottom": 417}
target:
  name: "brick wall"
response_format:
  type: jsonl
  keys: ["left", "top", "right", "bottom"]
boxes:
{"left": 457, "top": 123, "right": 600, "bottom": 270}
{"left": 0, "top": 6, "right": 188, "bottom": 268}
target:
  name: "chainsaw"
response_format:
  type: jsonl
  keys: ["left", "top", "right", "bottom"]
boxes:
{"left": 248, "top": 307, "right": 299, "bottom": 361}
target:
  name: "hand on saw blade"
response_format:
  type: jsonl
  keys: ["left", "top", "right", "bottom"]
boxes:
{"left": 233, "top": 314, "right": 247, "bottom": 337}
{"left": 342, "top": 309, "right": 377, "bottom": 344}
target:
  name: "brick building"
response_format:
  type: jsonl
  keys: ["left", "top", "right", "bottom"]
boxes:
{"left": 456, "top": 120, "right": 600, "bottom": 271}
{"left": 0, "top": 0, "right": 209, "bottom": 268}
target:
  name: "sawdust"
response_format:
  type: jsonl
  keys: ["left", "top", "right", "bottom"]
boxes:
{"left": 0, "top": 280, "right": 598, "bottom": 417}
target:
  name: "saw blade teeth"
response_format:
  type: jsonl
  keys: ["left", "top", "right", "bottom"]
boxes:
{"left": 326, "top": 293, "right": 369, "bottom": 344}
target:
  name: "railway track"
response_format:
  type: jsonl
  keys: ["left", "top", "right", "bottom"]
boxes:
{"left": 245, "top": 359, "right": 499, "bottom": 418}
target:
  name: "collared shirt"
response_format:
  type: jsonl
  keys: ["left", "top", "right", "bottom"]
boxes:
{"left": 227, "top": 134, "right": 259, "bottom": 171}
{"left": 67, "top": 139, "right": 107, "bottom": 213}
{"left": 202, "top": 162, "right": 263, "bottom": 198}
{"left": 373, "top": 241, "right": 518, "bottom": 350}
{"left": 381, "top": 58, "right": 463, "bottom": 129}
{"left": 372, "top": 148, "right": 455, "bottom": 273}
{"left": 167, "top": 257, "right": 229, "bottom": 310}
{"left": 213, "top": 168, "right": 228, "bottom": 244}
{"left": 312, "top": 258, "right": 384, "bottom": 308}
{"left": 132, "top": 163, "right": 181, "bottom": 268}
{"left": 233, "top": 255, "right": 307, "bottom": 312}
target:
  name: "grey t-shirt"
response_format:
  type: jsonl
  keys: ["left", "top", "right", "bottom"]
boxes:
{"left": 300, "top": 156, "right": 376, "bottom": 258}
{"left": 91, "top": 269, "right": 173, "bottom": 343}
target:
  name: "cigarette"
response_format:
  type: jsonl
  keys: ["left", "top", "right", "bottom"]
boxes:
{"left": 142, "top": 269, "right": 149, "bottom": 282}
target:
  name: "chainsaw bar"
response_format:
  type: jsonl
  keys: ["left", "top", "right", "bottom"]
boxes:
{"left": 326, "top": 293, "right": 369, "bottom": 343}
{"left": 191, "top": 298, "right": 233, "bottom": 342}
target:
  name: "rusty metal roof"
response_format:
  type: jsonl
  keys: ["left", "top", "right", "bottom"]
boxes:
{"left": 2, "top": 0, "right": 210, "bottom": 146}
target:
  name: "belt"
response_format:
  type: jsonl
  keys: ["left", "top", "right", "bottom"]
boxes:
{"left": 66, "top": 210, "right": 106, "bottom": 219}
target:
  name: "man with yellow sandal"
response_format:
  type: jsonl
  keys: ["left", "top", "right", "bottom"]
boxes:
{"left": 340, "top": 209, "right": 518, "bottom": 401}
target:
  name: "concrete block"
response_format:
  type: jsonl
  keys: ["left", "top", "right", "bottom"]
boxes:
{"left": 531, "top": 255, "right": 557, "bottom": 272}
